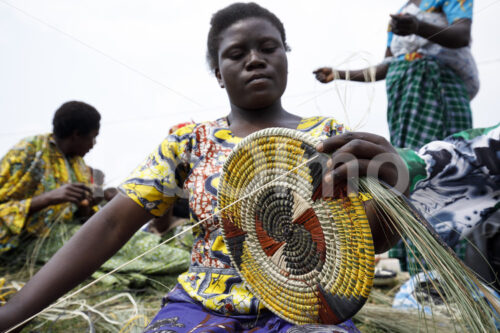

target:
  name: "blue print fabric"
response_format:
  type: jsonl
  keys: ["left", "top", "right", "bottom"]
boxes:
{"left": 408, "top": 123, "right": 500, "bottom": 247}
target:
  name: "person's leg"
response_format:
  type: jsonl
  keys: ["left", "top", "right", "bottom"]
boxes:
{"left": 386, "top": 58, "right": 447, "bottom": 150}
{"left": 144, "top": 285, "right": 292, "bottom": 333}
{"left": 464, "top": 211, "right": 500, "bottom": 290}
{"left": 145, "top": 285, "right": 360, "bottom": 333}
{"left": 438, "top": 65, "right": 473, "bottom": 137}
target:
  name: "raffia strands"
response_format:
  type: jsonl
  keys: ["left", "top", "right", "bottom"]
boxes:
{"left": 218, "top": 128, "right": 375, "bottom": 325}
{"left": 36, "top": 292, "right": 150, "bottom": 333}
{"left": 354, "top": 288, "right": 460, "bottom": 332}
{"left": 2, "top": 243, "right": 155, "bottom": 332}
{"left": 2, "top": 216, "right": 173, "bottom": 332}
{"left": 355, "top": 303, "right": 458, "bottom": 333}
{"left": 359, "top": 177, "right": 500, "bottom": 333}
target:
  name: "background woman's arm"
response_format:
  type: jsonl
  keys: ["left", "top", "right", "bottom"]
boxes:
{"left": 314, "top": 47, "right": 393, "bottom": 83}
{"left": 390, "top": 14, "right": 471, "bottom": 48}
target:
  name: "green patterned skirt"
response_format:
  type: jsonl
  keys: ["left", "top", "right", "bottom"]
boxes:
{"left": 386, "top": 58, "right": 472, "bottom": 150}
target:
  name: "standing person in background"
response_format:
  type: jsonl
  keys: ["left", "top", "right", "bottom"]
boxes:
{"left": 314, "top": 0, "right": 477, "bottom": 150}
{"left": 0, "top": 101, "right": 100, "bottom": 255}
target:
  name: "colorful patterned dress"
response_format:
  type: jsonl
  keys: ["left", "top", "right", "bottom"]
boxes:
{"left": 385, "top": 0, "right": 475, "bottom": 150}
{"left": 121, "top": 117, "right": 359, "bottom": 332}
{"left": 0, "top": 134, "right": 91, "bottom": 254}
{"left": 392, "top": 123, "right": 500, "bottom": 272}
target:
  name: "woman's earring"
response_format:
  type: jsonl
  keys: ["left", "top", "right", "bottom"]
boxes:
{"left": 216, "top": 69, "right": 225, "bottom": 88}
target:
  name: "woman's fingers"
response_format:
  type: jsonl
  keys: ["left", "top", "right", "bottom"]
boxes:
{"left": 317, "top": 132, "right": 390, "bottom": 155}
{"left": 64, "top": 184, "right": 92, "bottom": 203}
{"left": 322, "top": 158, "right": 408, "bottom": 197}
{"left": 66, "top": 186, "right": 86, "bottom": 198}
{"left": 317, "top": 132, "right": 409, "bottom": 196}
{"left": 313, "top": 67, "right": 334, "bottom": 83}
{"left": 71, "top": 183, "right": 91, "bottom": 193}
{"left": 331, "top": 139, "right": 388, "bottom": 162}
{"left": 73, "top": 183, "right": 92, "bottom": 199}
{"left": 64, "top": 191, "right": 83, "bottom": 204}
{"left": 324, "top": 159, "right": 394, "bottom": 185}
{"left": 389, "top": 14, "right": 418, "bottom": 35}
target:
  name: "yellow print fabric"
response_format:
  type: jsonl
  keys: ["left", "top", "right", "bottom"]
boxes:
{"left": 0, "top": 134, "right": 91, "bottom": 254}
{"left": 121, "top": 117, "right": 346, "bottom": 315}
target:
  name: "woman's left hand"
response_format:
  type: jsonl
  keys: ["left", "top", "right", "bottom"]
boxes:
{"left": 316, "top": 132, "right": 409, "bottom": 197}
{"left": 390, "top": 13, "right": 419, "bottom": 36}
{"left": 317, "top": 132, "right": 409, "bottom": 253}
{"left": 313, "top": 67, "right": 335, "bottom": 83}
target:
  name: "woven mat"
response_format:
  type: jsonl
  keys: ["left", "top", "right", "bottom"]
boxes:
{"left": 218, "top": 128, "right": 375, "bottom": 325}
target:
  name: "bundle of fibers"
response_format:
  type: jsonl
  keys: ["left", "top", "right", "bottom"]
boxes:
{"left": 30, "top": 292, "right": 147, "bottom": 332}
{"left": 218, "top": 127, "right": 499, "bottom": 331}
{"left": 359, "top": 177, "right": 500, "bottom": 332}
{"left": 355, "top": 288, "right": 459, "bottom": 332}
{"left": 355, "top": 303, "right": 457, "bottom": 333}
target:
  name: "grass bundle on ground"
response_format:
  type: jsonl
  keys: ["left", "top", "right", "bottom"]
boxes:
{"left": 355, "top": 303, "right": 457, "bottom": 333}
{"left": 1, "top": 269, "right": 168, "bottom": 332}
{"left": 354, "top": 285, "right": 458, "bottom": 332}
{"left": 0, "top": 220, "right": 187, "bottom": 332}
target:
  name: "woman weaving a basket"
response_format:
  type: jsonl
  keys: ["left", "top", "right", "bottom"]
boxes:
{"left": 0, "top": 3, "right": 414, "bottom": 332}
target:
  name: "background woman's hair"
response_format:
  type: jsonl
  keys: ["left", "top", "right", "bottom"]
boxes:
{"left": 52, "top": 101, "right": 101, "bottom": 138}
{"left": 206, "top": 2, "right": 290, "bottom": 72}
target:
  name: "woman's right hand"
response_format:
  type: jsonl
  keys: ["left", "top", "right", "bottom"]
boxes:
{"left": 29, "top": 183, "right": 93, "bottom": 215}
{"left": 313, "top": 67, "right": 335, "bottom": 83}
{"left": 389, "top": 14, "right": 419, "bottom": 36}
{"left": 46, "top": 183, "right": 92, "bottom": 205}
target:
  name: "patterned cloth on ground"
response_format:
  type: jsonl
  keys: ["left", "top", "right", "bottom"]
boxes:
{"left": 391, "top": 124, "right": 500, "bottom": 273}
{"left": 30, "top": 223, "right": 190, "bottom": 288}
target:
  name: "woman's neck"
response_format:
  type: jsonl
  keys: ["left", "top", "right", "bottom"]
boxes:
{"left": 54, "top": 136, "right": 72, "bottom": 157}
{"left": 227, "top": 102, "right": 301, "bottom": 137}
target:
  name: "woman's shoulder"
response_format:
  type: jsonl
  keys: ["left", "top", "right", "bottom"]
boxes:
{"left": 168, "top": 119, "right": 226, "bottom": 138}
{"left": 160, "top": 118, "right": 231, "bottom": 154}
{"left": 297, "top": 116, "right": 345, "bottom": 137}
{"left": 4, "top": 134, "right": 50, "bottom": 159}
{"left": 423, "top": 0, "right": 473, "bottom": 23}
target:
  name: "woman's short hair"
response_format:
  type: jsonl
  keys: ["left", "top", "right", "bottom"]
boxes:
{"left": 206, "top": 2, "right": 290, "bottom": 73}
{"left": 52, "top": 101, "right": 101, "bottom": 138}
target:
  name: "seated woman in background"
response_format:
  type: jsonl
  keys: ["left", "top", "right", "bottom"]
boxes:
{"left": 0, "top": 101, "right": 100, "bottom": 255}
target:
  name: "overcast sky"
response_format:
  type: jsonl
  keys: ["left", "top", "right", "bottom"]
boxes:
{"left": 1, "top": 0, "right": 499, "bottom": 186}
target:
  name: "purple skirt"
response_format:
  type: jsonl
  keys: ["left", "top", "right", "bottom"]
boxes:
{"left": 144, "top": 285, "right": 359, "bottom": 333}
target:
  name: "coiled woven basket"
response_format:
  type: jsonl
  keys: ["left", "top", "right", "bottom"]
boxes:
{"left": 218, "top": 128, "right": 375, "bottom": 325}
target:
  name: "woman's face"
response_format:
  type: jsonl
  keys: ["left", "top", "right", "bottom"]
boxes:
{"left": 216, "top": 17, "right": 288, "bottom": 110}
{"left": 69, "top": 128, "right": 99, "bottom": 157}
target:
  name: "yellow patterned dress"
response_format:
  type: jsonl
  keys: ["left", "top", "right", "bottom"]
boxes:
{"left": 0, "top": 134, "right": 91, "bottom": 254}
{"left": 121, "top": 117, "right": 346, "bottom": 316}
